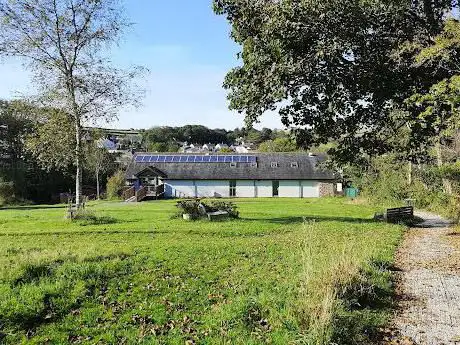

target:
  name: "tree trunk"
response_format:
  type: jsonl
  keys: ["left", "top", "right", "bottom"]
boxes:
{"left": 436, "top": 141, "right": 453, "bottom": 195}
{"left": 408, "top": 161, "right": 413, "bottom": 186}
{"left": 75, "top": 119, "right": 83, "bottom": 207}
{"left": 96, "top": 170, "right": 100, "bottom": 200}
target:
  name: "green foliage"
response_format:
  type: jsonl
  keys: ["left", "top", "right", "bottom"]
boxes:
{"left": 0, "top": 199, "right": 403, "bottom": 344}
{"left": 175, "top": 199, "right": 202, "bottom": 219}
{"left": 258, "top": 138, "right": 298, "bottom": 152}
{"left": 147, "top": 141, "right": 180, "bottom": 153}
{"left": 175, "top": 200, "right": 240, "bottom": 219}
{"left": 0, "top": 179, "right": 15, "bottom": 206}
{"left": 142, "top": 125, "right": 293, "bottom": 152}
{"left": 205, "top": 200, "right": 239, "bottom": 219}
{"left": 106, "top": 171, "right": 126, "bottom": 200}
{"left": 72, "top": 210, "right": 117, "bottom": 226}
{"left": 219, "top": 147, "right": 233, "bottom": 153}
{"left": 214, "top": 0, "right": 456, "bottom": 164}
{"left": 25, "top": 110, "right": 76, "bottom": 171}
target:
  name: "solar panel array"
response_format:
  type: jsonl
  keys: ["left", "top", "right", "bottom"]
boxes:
{"left": 135, "top": 155, "right": 257, "bottom": 163}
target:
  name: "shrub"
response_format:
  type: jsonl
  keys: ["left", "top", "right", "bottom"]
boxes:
{"left": 0, "top": 180, "right": 16, "bottom": 206}
{"left": 205, "top": 201, "right": 239, "bottom": 218}
{"left": 106, "top": 170, "right": 126, "bottom": 200}
{"left": 72, "top": 209, "right": 117, "bottom": 226}
{"left": 175, "top": 200, "right": 240, "bottom": 220}
{"left": 175, "top": 200, "right": 202, "bottom": 219}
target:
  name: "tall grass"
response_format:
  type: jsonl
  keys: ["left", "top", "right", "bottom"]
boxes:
{"left": 296, "top": 220, "right": 393, "bottom": 345}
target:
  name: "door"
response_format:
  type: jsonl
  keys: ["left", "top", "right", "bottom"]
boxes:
{"left": 229, "top": 180, "right": 237, "bottom": 197}
{"left": 272, "top": 181, "right": 279, "bottom": 197}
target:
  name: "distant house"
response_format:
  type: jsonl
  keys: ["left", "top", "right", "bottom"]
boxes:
{"left": 125, "top": 153, "right": 338, "bottom": 200}
{"left": 202, "top": 144, "right": 215, "bottom": 152}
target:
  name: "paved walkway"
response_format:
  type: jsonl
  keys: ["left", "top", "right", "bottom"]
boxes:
{"left": 391, "top": 211, "right": 460, "bottom": 345}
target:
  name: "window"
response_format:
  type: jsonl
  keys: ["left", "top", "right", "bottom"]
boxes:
{"left": 291, "top": 162, "right": 298, "bottom": 168}
{"left": 271, "top": 162, "right": 278, "bottom": 168}
{"left": 229, "top": 180, "right": 237, "bottom": 197}
{"left": 272, "top": 181, "right": 279, "bottom": 197}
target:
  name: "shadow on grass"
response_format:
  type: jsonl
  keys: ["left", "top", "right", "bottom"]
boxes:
{"left": 0, "top": 230, "right": 163, "bottom": 237}
{"left": 331, "top": 259, "right": 399, "bottom": 345}
{"left": 0, "top": 205, "right": 67, "bottom": 211}
{"left": 243, "top": 215, "right": 377, "bottom": 224}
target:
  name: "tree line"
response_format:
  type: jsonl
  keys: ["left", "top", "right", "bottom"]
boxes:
{"left": 141, "top": 125, "right": 296, "bottom": 152}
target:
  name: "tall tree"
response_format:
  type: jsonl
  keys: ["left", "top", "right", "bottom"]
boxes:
{"left": 405, "top": 18, "right": 460, "bottom": 193}
{"left": 214, "top": 0, "right": 456, "bottom": 165}
{"left": 0, "top": 0, "right": 144, "bottom": 207}
{"left": 85, "top": 142, "right": 113, "bottom": 200}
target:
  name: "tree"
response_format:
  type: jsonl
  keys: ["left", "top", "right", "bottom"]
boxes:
{"left": 258, "top": 137, "right": 298, "bottom": 152}
{"left": 405, "top": 18, "right": 460, "bottom": 193}
{"left": 0, "top": 0, "right": 144, "bottom": 207}
{"left": 85, "top": 140, "right": 113, "bottom": 200}
{"left": 25, "top": 108, "right": 76, "bottom": 171}
{"left": 214, "top": 0, "right": 456, "bottom": 165}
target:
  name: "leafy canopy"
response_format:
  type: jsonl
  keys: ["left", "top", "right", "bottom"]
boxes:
{"left": 214, "top": 0, "right": 456, "bottom": 164}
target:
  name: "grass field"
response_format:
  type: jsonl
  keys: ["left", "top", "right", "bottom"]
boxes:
{"left": 0, "top": 198, "right": 404, "bottom": 344}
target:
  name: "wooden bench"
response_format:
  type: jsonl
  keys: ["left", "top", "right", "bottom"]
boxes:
{"left": 386, "top": 206, "right": 414, "bottom": 223}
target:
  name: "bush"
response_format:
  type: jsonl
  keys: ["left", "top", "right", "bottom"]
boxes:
{"left": 0, "top": 180, "right": 16, "bottom": 206}
{"left": 106, "top": 170, "right": 126, "bottom": 200}
{"left": 205, "top": 200, "right": 239, "bottom": 218}
{"left": 175, "top": 200, "right": 240, "bottom": 220}
{"left": 175, "top": 200, "right": 202, "bottom": 219}
{"left": 72, "top": 209, "right": 117, "bottom": 226}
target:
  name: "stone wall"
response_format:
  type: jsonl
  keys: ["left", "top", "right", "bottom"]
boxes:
{"left": 319, "top": 182, "right": 335, "bottom": 197}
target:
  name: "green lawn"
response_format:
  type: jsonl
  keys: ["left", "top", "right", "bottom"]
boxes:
{"left": 0, "top": 198, "right": 403, "bottom": 344}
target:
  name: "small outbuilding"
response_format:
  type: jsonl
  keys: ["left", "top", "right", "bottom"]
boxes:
{"left": 125, "top": 153, "right": 338, "bottom": 200}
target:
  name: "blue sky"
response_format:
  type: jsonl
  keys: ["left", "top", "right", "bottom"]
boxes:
{"left": 0, "top": 1, "right": 282, "bottom": 130}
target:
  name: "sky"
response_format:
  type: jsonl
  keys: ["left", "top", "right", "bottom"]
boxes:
{"left": 0, "top": 1, "right": 283, "bottom": 131}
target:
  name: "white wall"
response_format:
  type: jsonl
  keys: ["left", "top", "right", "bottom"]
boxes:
{"left": 195, "top": 180, "right": 229, "bottom": 198}
{"left": 164, "top": 180, "right": 322, "bottom": 198}
{"left": 164, "top": 180, "right": 196, "bottom": 198}
{"left": 279, "top": 181, "right": 301, "bottom": 198}
{"left": 236, "top": 180, "right": 255, "bottom": 198}
{"left": 255, "top": 180, "right": 273, "bottom": 198}
{"left": 302, "top": 181, "right": 320, "bottom": 198}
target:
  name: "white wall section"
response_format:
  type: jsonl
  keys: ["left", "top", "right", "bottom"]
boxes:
{"left": 302, "top": 181, "right": 320, "bottom": 198}
{"left": 255, "top": 181, "right": 273, "bottom": 198}
{"left": 165, "top": 180, "right": 322, "bottom": 198}
{"left": 236, "top": 180, "right": 255, "bottom": 198}
{"left": 279, "top": 181, "right": 301, "bottom": 198}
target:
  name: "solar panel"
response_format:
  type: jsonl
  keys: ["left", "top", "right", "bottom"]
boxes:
{"left": 135, "top": 155, "right": 257, "bottom": 164}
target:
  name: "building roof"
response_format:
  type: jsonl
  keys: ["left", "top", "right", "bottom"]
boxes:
{"left": 126, "top": 153, "right": 337, "bottom": 181}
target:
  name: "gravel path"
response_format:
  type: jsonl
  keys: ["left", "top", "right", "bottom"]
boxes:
{"left": 391, "top": 211, "right": 460, "bottom": 345}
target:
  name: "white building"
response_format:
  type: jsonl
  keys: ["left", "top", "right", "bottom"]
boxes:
{"left": 125, "top": 153, "right": 337, "bottom": 200}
